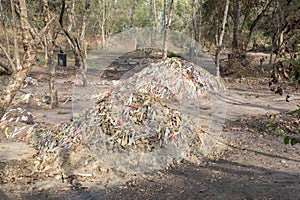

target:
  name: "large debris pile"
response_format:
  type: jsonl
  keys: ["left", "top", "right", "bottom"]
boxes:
{"left": 33, "top": 89, "right": 202, "bottom": 172}
{"left": 32, "top": 57, "right": 220, "bottom": 172}
{"left": 1, "top": 57, "right": 221, "bottom": 175}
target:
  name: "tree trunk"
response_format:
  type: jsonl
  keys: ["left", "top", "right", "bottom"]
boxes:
{"left": 0, "top": 0, "right": 35, "bottom": 118}
{"left": 270, "top": 38, "right": 275, "bottom": 64}
{"left": 0, "top": 0, "right": 10, "bottom": 57}
{"left": 74, "top": 49, "right": 81, "bottom": 67}
{"left": 232, "top": 0, "right": 241, "bottom": 53}
{"left": 101, "top": 23, "right": 105, "bottom": 49}
{"left": 79, "top": 0, "right": 90, "bottom": 84}
{"left": 0, "top": 70, "right": 32, "bottom": 117}
{"left": 0, "top": 0, "right": 55, "bottom": 118}
{"left": 215, "top": 0, "right": 229, "bottom": 78}
{"left": 192, "top": 0, "right": 202, "bottom": 43}
{"left": 245, "top": 0, "right": 275, "bottom": 49}
{"left": 100, "top": 1, "right": 106, "bottom": 49}
{"left": 162, "top": 0, "right": 167, "bottom": 59}
{"left": 190, "top": 0, "right": 202, "bottom": 61}
{"left": 191, "top": 0, "right": 196, "bottom": 45}
{"left": 150, "top": 0, "right": 159, "bottom": 53}
{"left": 162, "top": 0, "right": 174, "bottom": 59}
{"left": 67, "top": 0, "right": 75, "bottom": 33}
{"left": 81, "top": 60, "right": 87, "bottom": 86}
{"left": 10, "top": 0, "right": 20, "bottom": 73}
{"left": 130, "top": 0, "right": 136, "bottom": 28}
{"left": 44, "top": 35, "right": 48, "bottom": 64}
{"left": 59, "top": 0, "right": 90, "bottom": 86}
{"left": 49, "top": 48, "right": 58, "bottom": 108}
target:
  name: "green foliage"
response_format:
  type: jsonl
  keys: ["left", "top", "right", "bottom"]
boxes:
{"left": 167, "top": 52, "right": 182, "bottom": 58}
{"left": 267, "top": 113, "right": 300, "bottom": 146}
{"left": 274, "top": 128, "right": 300, "bottom": 146}
{"left": 290, "top": 44, "right": 300, "bottom": 84}
{"left": 291, "top": 60, "right": 300, "bottom": 85}
{"left": 36, "top": 53, "right": 46, "bottom": 65}
{"left": 290, "top": 109, "right": 300, "bottom": 118}
{"left": 266, "top": 123, "right": 275, "bottom": 130}
{"left": 170, "top": 0, "right": 193, "bottom": 34}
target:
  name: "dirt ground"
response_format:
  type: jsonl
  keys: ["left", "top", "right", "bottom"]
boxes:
{"left": 0, "top": 52, "right": 300, "bottom": 199}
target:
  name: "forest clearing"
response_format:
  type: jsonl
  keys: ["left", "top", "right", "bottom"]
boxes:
{"left": 0, "top": 0, "right": 299, "bottom": 199}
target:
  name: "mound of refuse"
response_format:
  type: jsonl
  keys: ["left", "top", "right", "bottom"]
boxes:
{"left": 0, "top": 108, "right": 35, "bottom": 141}
{"left": 121, "top": 57, "right": 218, "bottom": 101}
{"left": 1, "top": 57, "right": 224, "bottom": 176}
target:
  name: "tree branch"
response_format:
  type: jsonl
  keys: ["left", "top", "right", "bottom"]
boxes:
{"left": 35, "top": 16, "right": 56, "bottom": 42}
{"left": 0, "top": 43, "right": 16, "bottom": 72}
{"left": 59, "top": 0, "right": 66, "bottom": 26}
{"left": 246, "top": 0, "right": 275, "bottom": 47}
{"left": 59, "top": 0, "right": 76, "bottom": 49}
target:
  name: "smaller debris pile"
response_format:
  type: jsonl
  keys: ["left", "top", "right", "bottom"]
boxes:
{"left": 0, "top": 108, "right": 35, "bottom": 140}
{"left": 23, "top": 77, "right": 39, "bottom": 88}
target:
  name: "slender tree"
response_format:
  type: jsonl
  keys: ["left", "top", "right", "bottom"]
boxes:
{"left": 150, "top": 0, "right": 159, "bottom": 53}
{"left": 97, "top": 0, "right": 111, "bottom": 49}
{"left": 10, "top": 0, "right": 19, "bottom": 72}
{"left": 59, "top": 0, "right": 90, "bottom": 86}
{"left": 162, "top": 0, "right": 174, "bottom": 59}
{"left": 192, "top": 0, "right": 202, "bottom": 43}
{"left": 0, "top": 0, "right": 10, "bottom": 59}
{"left": 245, "top": 0, "right": 275, "bottom": 49}
{"left": 232, "top": 0, "right": 241, "bottom": 53}
{"left": 42, "top": 0, "right": 58, "bottom": 108}
{"left": 215, "top": 0, "right": 229, "bottom": 78}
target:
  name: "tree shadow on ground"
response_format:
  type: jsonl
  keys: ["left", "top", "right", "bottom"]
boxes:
{"left": 217, "top": 92, "right": 291, "bottom": 113}
{"left": 21, "top": 157, "right": 300, "bottom": 200}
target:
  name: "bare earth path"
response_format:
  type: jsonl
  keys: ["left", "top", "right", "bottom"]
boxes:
{"left": 10, "top": 80, "right": 298, "bottom": 200}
